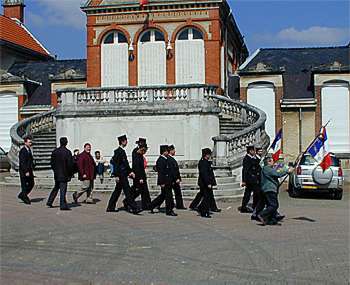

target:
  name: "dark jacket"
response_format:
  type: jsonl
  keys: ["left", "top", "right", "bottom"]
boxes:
{"left": 77, "top": 151, "right": 96, "bottom": 181}
{"left": 242, "top": 154, "right": 260, "bottom": 185}
{"left": 50, "top": 146, "right": 74, "bottom": 182}
{"left": 19, "top": 146, "right": 35, "bottom": 178}
{"left": 168, "top": 155, "right": 181, "bottom": 183}
{"left": 156, "top": 155, "right": 171, "bottom": 186}
{"left": 112, "top": 147, "right": 132, "bottom": 178}
{"left": 198, "top": 158, "right": 217, "bottom": 187}
{"left": 132, "top": 151, "right": 147, "bottom": 182}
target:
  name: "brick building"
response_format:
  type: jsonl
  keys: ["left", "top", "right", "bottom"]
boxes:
{"left": 81, "top": 0, "right": 248, "bottom": 89}
{"left": 239, "top": 45, "right": 350, "bottom": 159}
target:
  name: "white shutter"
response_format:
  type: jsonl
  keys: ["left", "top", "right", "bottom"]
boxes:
{"left": 138, "top": 42, "right": 166, "bottom": 86}
{"left": 101, "top": 43, "right": 128, "bottom": 87}
{"left": 176, "top": 40, "right": 205, "bottom": 84}
{"left": 0, "top": 94, "right": 18, "bottom": 151}
{"left": 322, "top": 85, "right": 350, "bottom": 153}
{"left": 247, "top": 86, "right": 276, "bottom": 139}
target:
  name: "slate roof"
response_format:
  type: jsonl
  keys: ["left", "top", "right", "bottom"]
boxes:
{"left": 7, "top": 59, "right": 86, "bottom": 106}
{"left": 0, "top": 15, "right": 52, "bottom": 59}
{"left": 239, "top": 45, "right": 350, "bottom": 99}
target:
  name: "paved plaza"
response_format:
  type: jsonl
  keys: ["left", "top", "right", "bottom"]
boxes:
{"left": 0, "top": 181, "right": 349, "bottom": 285}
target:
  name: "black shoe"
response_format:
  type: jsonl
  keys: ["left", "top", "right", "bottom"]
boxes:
{"left": 46, "top": 202, "right": 53, "bottom": 208}
{"left": 275, "top": 215, "right": 285, "bottom": 221}
{"left": 251, "top": 215, "right": 258, "bottom": 221}
{"left": 240, "top": 207, "right": 253, "bottom": 213}
{"left": 72, "top": 192, "right": 78, "bottom": 204}
{"left": 257, "top": 215, "right": 266, "bottom": 225}
{"left": 106, "top": 208, "right": 118, "bottom": 212}
{"left": 200, "top": 212, "right": 211, "bottom": 218}
{"left": 60, "top": 206, "right": 71, "bottom": 211}
{"left": 211, "top": 208, "right": 222, "bottom": 213}
{"left": 189, "top": 207, "right": 198, "bottom": 212}
{"left": 166, "top": 211, "right": 178, "bottom": 217}
{"left": 132, "top": 209, "right": 142, "bottom": 215}
{"left": 266, "top": 219, "right": 279, "bottom": 225}
{"left": 149, "top": 209, "right": 155, "bottom": 214}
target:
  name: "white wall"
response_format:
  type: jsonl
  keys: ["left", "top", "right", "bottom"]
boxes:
{"left": 56, "top": 114, "right": 219, "bottom": 163}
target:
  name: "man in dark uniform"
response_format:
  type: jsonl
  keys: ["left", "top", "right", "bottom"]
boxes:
{"left": 167, "top": 145, "right": 186, "bottom": 209}
{"left": 149, "top": 145, "right": 177, "bottom": 216}
{"left": 17, "top": 136, "right": 35, "bottom": 204}
{"left": 47, "top": 137, "right": 74, "bottom": 210}
{"left": 240, "top": 145, "right": 260, "bottom": 213}
{"left": 106, "top": 135, "right": 139, "bottom": 214}
{"left": 196, "top": 148, "right": 217, "bottom": 218}
{"left": 131, "top": 144, "right": 151, "bottom": 210}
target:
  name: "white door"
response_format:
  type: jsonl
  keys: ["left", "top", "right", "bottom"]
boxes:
{"left": 247, "top": 85, "right": 276, "bottom": 139}
{"left": 176, "top": 28, "right": 205, "bottom": 84}
{"left": 0, "top": 94, "right": 18, "bottom": 151}
{"left": 322, "top": 85, "right": 350, "bottom": 153}
{"left": 138, "top": 30, "right": 166, "bottom": 86}
{"left": 101, "top": 31, "right": 129, "bottom": 87}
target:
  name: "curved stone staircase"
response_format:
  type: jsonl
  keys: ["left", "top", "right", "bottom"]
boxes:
{"left": 4, "top": 87, "right": 269, "bottom": 201}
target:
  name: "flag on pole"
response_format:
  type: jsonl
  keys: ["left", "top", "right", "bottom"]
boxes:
{"left": 140, "top": 0, "right": 148, "bottom": 6}
{"left": 270, "top": 129, "right": 282, "bottom": 162}
{"left": 307, "top": 127, "right": 332, "bottom": 171}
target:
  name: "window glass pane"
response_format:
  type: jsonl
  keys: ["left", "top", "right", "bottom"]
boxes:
{"left": 104, "top": 33, "right": 114, "bottom": 44}
{"left": 192, "top": 28, "right": 203, "bottom": 40}
{"left": 178, "top": 29, "right": 188, "bottom": 40}
{"left": 154, "top": 30, "right": 165, "bottom": 41}
{"left": 118, "top": 32, "right": 127, "bottom": 43}
{"left": 140, "top": 31, "right": 151, "bottom": 42}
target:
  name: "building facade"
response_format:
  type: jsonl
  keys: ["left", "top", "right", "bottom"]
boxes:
{"left": 239, "top": 45, "right": 350, "bottom": 160}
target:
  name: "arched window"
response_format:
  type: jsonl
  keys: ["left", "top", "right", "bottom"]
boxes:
{"left": 101, "top": 30, "right": 129, "bottom": 87}
{"left": 175, "top": 27, "right": 205, "bottom": 84}
{"left": 138, "top": 29, "right": 166, "bottom": 86}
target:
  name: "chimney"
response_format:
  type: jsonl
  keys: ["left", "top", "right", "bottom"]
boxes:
{"left": 2, "top": 0, "right": 25, "bottom": 23}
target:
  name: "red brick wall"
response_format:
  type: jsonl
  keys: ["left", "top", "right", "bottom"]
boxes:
{"left": 17, "top": 95, "right": 25, "bottom": 121}
{"left": 4, "top": 5, "right": 24, "bottom": 22}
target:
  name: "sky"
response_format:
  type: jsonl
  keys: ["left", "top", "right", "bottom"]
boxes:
{"left": 19, "top": 0, "right": 350, "bottom": 59}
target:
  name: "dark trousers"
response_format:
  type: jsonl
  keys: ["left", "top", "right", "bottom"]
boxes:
{"left": 241, "top": 183, "right": 260, "bottom": 209}
{"left": 197, "top": 185, "right": 212, "bottom": 215}
{"left": 172, "top": 182, "right": 185, "bottom": 209}
{"left": 259, "top": 191, "right": 279, "bottom": 222}
{"left": 189, "top": 188, "right": 218, "bottom": 210}
{"left": 47, "top": 181, "right": 68, "bottom": 208}
{"left": 132, "top": 181, "right": 152, "bottom": 210}
{"left": 19, "top": 175, "right": 35, "bottom": 197}
{"left": 107, "top": 177, "right": 137, "bottom": 211}
{"left": 150, "top": 184, "right": 174, "bottom": 214}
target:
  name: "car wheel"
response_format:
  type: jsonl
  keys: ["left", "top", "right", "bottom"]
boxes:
{"left": 333, "top": 190, "right": 343, "bottom": 200}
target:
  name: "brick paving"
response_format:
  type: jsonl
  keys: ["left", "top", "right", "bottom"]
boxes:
{"left": 0, "top": 181, "right": 349, "bottom": 285}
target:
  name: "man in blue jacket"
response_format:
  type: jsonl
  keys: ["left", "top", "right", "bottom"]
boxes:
{"left": 257, "top": 156, "right": 293, "bottom": 225}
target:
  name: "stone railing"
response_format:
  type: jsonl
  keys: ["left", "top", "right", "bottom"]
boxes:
{"left": 210, "top": 95, "right": 269, "bottom": 168}
{"left": 8, "top": 110, "right": 56, "bottom": 170}
{"left": 57, "top": 84, "right": 218, "bottom": 106}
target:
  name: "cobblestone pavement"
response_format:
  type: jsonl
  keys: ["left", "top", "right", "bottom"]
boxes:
{"left": 0, "top": 181, "right": 349, "bottom": 285}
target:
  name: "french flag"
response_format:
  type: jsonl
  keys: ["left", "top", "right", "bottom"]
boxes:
{"left": 271, "top": 129, "right": 282, "bottom": 162}
{"left": 307, "top": 127, "right": 332, "bottom": 171}
{"left": 140, "top": 0, "right": 148, "bottom": 6}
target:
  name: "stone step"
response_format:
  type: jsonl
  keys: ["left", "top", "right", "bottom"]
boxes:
{"left": 33, "top": 133, "right": 56, "bottom": 138}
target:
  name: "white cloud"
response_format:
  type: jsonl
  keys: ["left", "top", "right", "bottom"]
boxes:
{"left": 253, "top": 26, "right": 349, "bottom": 47}
{"left": 27, "top": 0, "right": 85, "bottom": 30}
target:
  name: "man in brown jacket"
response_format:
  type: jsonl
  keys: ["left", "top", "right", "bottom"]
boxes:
{"left": 73, "top": 143, "right": 96, "bottom": 204}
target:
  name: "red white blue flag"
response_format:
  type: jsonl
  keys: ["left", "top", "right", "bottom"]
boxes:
{"left": 307, "top": 127, "right": 332, "bottom": 171}
{"left": 271, "top": 129, "right": 282, "bottom": 162}
{"left": 140, "top": 0, "right": 148, "bottom": 6}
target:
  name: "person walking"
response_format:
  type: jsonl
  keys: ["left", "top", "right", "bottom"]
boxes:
{"left": 167, "top": 145, "right": 186, "bottom": 209}
{"left": 72, "top": 143, "right": 96, "bottom": 204}
{"left": 17, "top": 136, "right": 35, "bottom": 205}
{"left": 257, "top": 156, "right": 293, "bottom": 225}
{"left": 240, "top": 146, "right": 260, "bottom": 213}
{"left": 106, "top": 135, "right": 139, "bottom": 214}
{"left": 47, "top": 137, "right": 74, "bottom": 210}
{"left": 149, "top": 145, "right": 177, "bottom": 216}
{"left": 195, "top": 148, "right": 217, "bottom": 218}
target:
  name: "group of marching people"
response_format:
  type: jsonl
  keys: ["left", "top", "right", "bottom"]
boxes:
{"left": 17, "top": 134, "right": 221, "bottom": 218}
{"left": 240, "top": 145, "right": 294, "bottom": 225}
